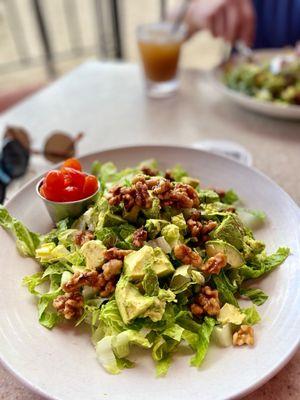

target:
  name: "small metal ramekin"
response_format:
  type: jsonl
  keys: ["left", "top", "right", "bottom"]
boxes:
{"left": 36, "top": 178, "right": 100, "bottom": 223}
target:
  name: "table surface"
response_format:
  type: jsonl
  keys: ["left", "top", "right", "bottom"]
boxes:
{"left": 0, "top": 61, "right": 299, "bottom": 400}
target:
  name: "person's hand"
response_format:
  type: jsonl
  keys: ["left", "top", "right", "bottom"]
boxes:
{"left": 182, "top": 0, "right": 256, "bottom": 46}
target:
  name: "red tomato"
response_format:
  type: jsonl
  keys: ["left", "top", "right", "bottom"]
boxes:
{"left": 62, "top": 186, "right": 81, "bottom": 202}
{"left": 62, "top": 158, "right": 82, "bottom": 171}
{"left": 61, "top": 167, "right": 85, "bottom": 190}
{"left": 44, "top": 170, "right": 64, "bottom": 190}
{"left": 83, "top": 175, "right": 98, "bottom": 198}
{"left": 41, "top": 183, "right": 62, "bottom": 202}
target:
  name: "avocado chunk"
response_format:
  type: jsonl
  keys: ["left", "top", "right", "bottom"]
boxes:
{"left": 181, "top": 176, "right": 200, "bottom": 188}
{"left": 145, "top": 218, "right": 169, "bottom": 239}
{"left": 152, "top": 247, "right": 175, "bottom": 276}
{"left": 101, "top": 212, "right": 126, "bottom": 228}
{"left": 198, "top": 189, "right": 220, "bottom": 204}
{"left": 115, "top": 276, "right": 175, "bottom": 324}
{"left": 212, "top": 324, "right": 233, "bottom": 347}
{"left": 211, "top": 214, "right": 245, "bottom": 250}
{"left": 218, "top": 303, "right": 245, "bottom": 325}
{"left": 205, "top": 240, "right": 244, "bottom": 268}
{"left": 115, "top": 277, "right": 154, "bottom": 324}
{"left": 81, "top": 240, "right": 106, "bottom": 269}
{"left": 123, "top": 245, "right": 174, "bottom": 280}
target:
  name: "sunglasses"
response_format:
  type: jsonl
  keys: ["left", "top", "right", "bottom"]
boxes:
{"left": 0, "top": 126, "right": 83, "bottom": 203}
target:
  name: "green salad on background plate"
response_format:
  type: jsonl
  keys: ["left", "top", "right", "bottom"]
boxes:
{"left": 0, "top": 159, "right": 290, "bottom": 377}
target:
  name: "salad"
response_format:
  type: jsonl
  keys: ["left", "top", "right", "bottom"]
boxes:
{"left": 224, "top": 53, "right": 300, "bottom": 105}
{"left": 0, "top": 159, "right": 289, "bottom": 376}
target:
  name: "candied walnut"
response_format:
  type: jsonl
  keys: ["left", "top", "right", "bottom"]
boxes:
{"left": 63, "top": 270, "right": 106, "bottom": 293}
{"left": 233, "top": 325, "right": 254, "bottom": 346}
{"left": 133, "top": 227, "right": 148, "bottom": 247}
{"left": 53, "top": 292, "right": 83, "bottom": 320}
{"left": 152, "top": 180, "right": 199, "bottom": 209}
{"left": 171, "top": 183, "right": 199, "bottom": 208}
{"left": 104, "top": 247, "right": 132, "bottom": 261}
{"left": 134, "top": 181, "right": 153, "bottom": 208}
{"left": 214, "top": 189, "right": 226, "bottom": 198}
{"left": 140, "top": 166, "right": 158, "bottom": 176}
{"left": 152, "top": 178, "right": 173, "bottom": 196}
{"left": 100, "top": 280, "right": 116, "bottom": 297}
{"left": 201, "top": 220, "right": 218, "bottom": 234}
{"left": 187, "top": 217, "right": 217, "bottom": 243}
{"left": 63, "top": 270, "right": 117, "bottom": 298}
{"left": 107, "top": 180, "right": 152, "bottom": 211}
{"left": 201, "top": 252, "right": 227, "bottom": 275}
{"left": 74, "top": 230, "right": 94, "bottom": 246}
{"left": 227, "top": 207, "right": 236, "bottom": 213}
{"left": 102, "top": 259, "right": 123, "bottom": 280}
{"left": 187, "top": 218, "right": 203, "bottom": 237}
{"left": 190, "top": 286, "right": 220, "bottom": 317}
{"left": 174, "top": 244, "right": 202, "bottom": 268}
{"left": 164, "top": 170, "right": 175, "bottom": 181}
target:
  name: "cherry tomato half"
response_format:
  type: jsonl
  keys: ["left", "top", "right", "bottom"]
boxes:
{"left": 61, "top": 167, "right": 85, "bottom": 190}
{"left": 62, "top": 186, "right": 81, "bottom": 202}
{"left": 83, "top": 175, "right": 98, "bottom": 198}
{"left": 44, "top": 170, "right": 64, "bottom": 190}
{"left": 41, "top": 182, "right": 62, "bottom": 202}
{"left": 62, "top": 158, "right": 82, "bottom": 171}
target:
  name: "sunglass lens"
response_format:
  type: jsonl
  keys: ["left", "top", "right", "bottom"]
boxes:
{"left": 44, "top": 132, "right": 75, "bottom": 163}
{"left": 1, "top": 138, "right": 30, "bottom": 178}
{"left": 0, "top": 181, "right": 6, "bottom": 204}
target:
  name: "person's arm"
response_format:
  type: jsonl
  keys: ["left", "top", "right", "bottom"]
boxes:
{"left": 182, "top": 0, "right": 256, "bottom": 46}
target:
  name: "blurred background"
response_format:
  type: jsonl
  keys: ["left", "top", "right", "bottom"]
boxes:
{"left": 0, "top": 0, "right": 226, "bottom": 110}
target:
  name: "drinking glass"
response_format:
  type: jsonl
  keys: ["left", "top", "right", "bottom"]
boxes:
{"left": 137, "top": 22, "right": 186, "bottom": 98}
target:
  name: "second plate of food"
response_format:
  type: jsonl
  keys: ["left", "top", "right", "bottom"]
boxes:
{"left": 0, "top": 145, "right": 300, "bottom": 400}
{"left": 214, "top": 49, "right": 300, "bottom": 120}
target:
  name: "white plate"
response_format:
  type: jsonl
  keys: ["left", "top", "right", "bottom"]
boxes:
{"left": 213, "top": 52, "right": 300, "bottom": 120}
{"left": 1, "top": 145, "right": 300, "bottom": 400}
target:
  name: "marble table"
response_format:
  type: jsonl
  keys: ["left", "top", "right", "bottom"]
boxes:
{"left": 0, "top": 62, "right": 299, "bottom": 400}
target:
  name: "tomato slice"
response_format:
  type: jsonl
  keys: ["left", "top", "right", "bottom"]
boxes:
{"left": 62, "top": 186, "right": 81, "bottom": 202}
{"left": 61, "top": 167, "right": 85, "bottom": 190}
{"left": 83, "top": 175, "right": 98, "bottom": 198}
{"left": 62, "top": 158, "right": 82, "bottom": 171}
{"left": 44, "top": 170, "right": 64, "bottom": 190}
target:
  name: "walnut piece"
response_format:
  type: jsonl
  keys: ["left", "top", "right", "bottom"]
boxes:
{"left": 201, "top": 252, "right": 227, "bottom": 275}
{"left": 190, "top": 286, "right": 220, "bottom": 317}
{"left": 140, "top": 165, "right": 158, "bottom": 176}
{"left": 103, "top": 247, "right": 133, "bottom": 260}
{"left": 187, "top": 212, "right": 217, "bottom": 242}
{"left": 132, "top": 227, "right": 148, "bottom": 247}
{"left": 153, "top": 180, "right": 199, "bottom": 209}
{"left": 107, "top": 180, "right": 152, "bottom": 211}
{"left": 102, "top": 259, "right": 123, "bottom": 280}
{"left": 74, "top": 230, "right": 95, "bottom": 246}
{"left": 174, "top": 244, "right": 202, "bottom": 268}
{"left": 63, "top": 270, "right": 106, "bottom": 293}
{"left": 53, "top": 292, "right": 83, "bottom": 320}
{"left": 233, "top": 325, "right": 254, "bottom": 346}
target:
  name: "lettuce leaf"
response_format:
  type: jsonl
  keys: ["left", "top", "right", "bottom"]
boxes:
{"left": 22, "top": 272, "right": 45, "bottom": 295}
{"left": 212, "top": 271, "right": 239, "bottom": 307}
{"left": 221, "top": 190, "right": 239, "bottom": 205}
{"left": 239, "top": 287, "right": 268, "bottom": 306}
{"left": 0, "top": 205, "right": 40, "bottom": 257}
{"left": 167, "top": 165, "right": 188, "bottom": 181}
{"left": 242, "top": 306, "right": 261, "bottom": 325}
{"left": 190, "top": 317, "right": 216, "bottom": 367}
{"left": 240, "top": 247, "right": 290, "bottom": 279}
